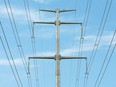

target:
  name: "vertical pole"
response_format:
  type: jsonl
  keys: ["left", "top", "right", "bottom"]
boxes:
{"left": 55, "top": 9, "right": 60, "bottom": 87}
{"left": 30, "top": 9, "right": 86, "bottom": 87}
{"left": 56, "top": 9, "right": 60, "bottom": 55}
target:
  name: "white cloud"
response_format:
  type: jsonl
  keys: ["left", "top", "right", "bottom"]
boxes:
{"left": 34, "top": 0, "right": 45, "bottom": 3}
{"left": 36, "top": 51, "right": 55, "bottom": 56}
{"left": 0, "top": 5, "right": 40, "bottom": 22}
{"left": 0, "top": 58, "right": 23, "bottom": 66}
{"left": 61, "top": 43, "right": 94, "bottom": 56}
{"left": 76, "top": 32, "right": 116, "bottom": 46}
{"left": 1, "top": 33, "right": 114, "bottom": 66}
{"left": 34, "top": 0, "right": 54, "bottom": 4}
{"left": 34, "top": 44, "right": 94, "bottom": 57}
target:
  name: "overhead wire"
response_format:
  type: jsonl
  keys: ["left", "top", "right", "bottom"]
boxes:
{"left": 74, "top": 0, "right": 86, "bottom": 87}
{"left": 0, "top": 36, "right": 20, "bottom": 87}
{"left": 94, "top": 30, "right": 116, "bottom": 87}
{"left": 32, "top": 24, "right": 40, "bottom": 87}
{"left": 4, "top": 0, "right": 34, "bottom": 87}
{"left": 81, "top": 0, "right": 93, "bottom": 86}
{"left": 4, "top": 0, "right": 33, "bottom": 86}
{"left": 7, "top": 0, "right": 28, "bottom": 69}
{"left": 75, "top": 60, "right": 81, "bottom": 87}
{"left": 83, "top": 0, "right": 113, "bottom": 87}
{"left": 97, "top": 43, "right": 116, "bottom": 87}
{"left": 81, "top": 0, "right": 93, "bottom": 58}
{"left": 24, "top": 0, "right": 40, "bottom": 87}
{"left": 74, "top": 0, "right": 81, "bottom": 87}
{"left": 88, "top": 0, "right": 113, "bottom": 73}
{"left": 23, "top": 0, "right": 32, "bottom": 35}
{"left": 22, "top": 0, "right": 36, "bottom": 87}
{"left": 68, "top": 1, "right": 78, "bottom": 86}
{"left": 0, "top": 21, "right": 20, "bottom": 87}
{"left": 83, "top": 0, "right": 93, "bottom": 37}
{"left": 4, "top": 0, "right": 28, "bottom": 73}
{"left": 0, "top": 22, "right": 23, "bottom": 87}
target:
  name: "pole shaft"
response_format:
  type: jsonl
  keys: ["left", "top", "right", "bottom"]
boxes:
{"left": 56, "top": 58, "right": 60, "bottom": 87}
{"left": 56, "top": 9, "right": 60, "bottom": 55}
{"left": 56, "top": 9, "right": 60, "bottom": 87}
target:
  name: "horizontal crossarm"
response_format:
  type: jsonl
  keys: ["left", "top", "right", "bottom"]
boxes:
{"left": 39, "top": 9, "right": 76, "bottom": 13}
{"left": 29, "top": 56, "right": 55, "bottom": 59}
{"left": 33, "top": 22, "right": 82, "bottom": 25}
{"left": 39, "top": 9, "right": 56, "bottom": 12}
{"left": 60, "top": 22, "right": 82, "bottom": 25}
{"left": 33, "top": 22, "right": 55, "bottom": 25}
{"left": 61, "top": 56, "right": 87, "bottom": 59}
{"left": 60, "top": 9, "right": 76, "bottom": 12}
{"left": 29, "top": 56, "right": 87, "bottom": 60}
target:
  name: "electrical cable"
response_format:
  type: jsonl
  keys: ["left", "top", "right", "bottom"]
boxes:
{"left": 75, "top": 0, "right": 91, "bottom": 86}
{"left": 27, "top": 0, "right": 40, "bottom": 84}
{"left": 94, "top": 30, "right": 116, "bottom": 87}
{"left": 0, "top": 36, "right": 20, "bottom": 87}
{"left": 88, "top": 0, "right": 113, "bottom": 73}
{"left": 75, "top": 60, "right": 81, "bottom": 87}
{"left": 22, "top": 0, "right": 35, "bottom": 87}
{"left": 23, "top": 0, "right": 40, "bottom": 87}
{"left": 97, "top": 43, "right": 116, "bottom": 87}
{"left": 69, "top": 2, "right": 78, "bottom": 86}
{"left": 75, "top": 0, "right": 93, "bottom": 87}
{"left": 4, "top": 1, "right": 33, "bottom": 86}
{"left": 4, "top": 0, "right": 28, "bottom": 73}
{"left": 0, "top": 22, "right": 23, "bottom": 87}
{"left": 32, "top": 23, "right": 40, "bottom": 87}
{"left": 23, "top": 0, "right": 32, "bottom": 35}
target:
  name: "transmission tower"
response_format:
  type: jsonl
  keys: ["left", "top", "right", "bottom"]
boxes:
{"left": 28, "top": 9, "right": 87, "bottom": 87}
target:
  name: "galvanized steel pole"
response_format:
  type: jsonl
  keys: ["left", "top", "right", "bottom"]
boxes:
{"left": 29, "top": 9, "right": 87, "bottom": 87}
{"left": 55, "top": 9, "right": 60, "bottom": 87}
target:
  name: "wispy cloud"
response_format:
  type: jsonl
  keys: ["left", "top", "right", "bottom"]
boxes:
{"left": 34, "top": 44, "right": 94, "bottom": 57}
{"left": 34, "top": 0, "right": 54, "bottom": 4}
{"left": 1, "top": 32, "right": 114, "bottom": 66}
{"left": 0, "top": 5, "right": 40, "bottom": 22}
{"left": 34, "top": 0, "right": 45, "bottom": 3}
{"left": 0, "top": 58, "right": 23, "bottom": 66}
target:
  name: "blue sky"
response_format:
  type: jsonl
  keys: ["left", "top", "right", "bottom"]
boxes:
{"left": 0, "top": 0, "right": 116, "bottom": 87}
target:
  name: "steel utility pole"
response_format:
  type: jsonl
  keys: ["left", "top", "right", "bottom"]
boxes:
{"left": 29, "top": 9, "right": 87, "bottom": 87}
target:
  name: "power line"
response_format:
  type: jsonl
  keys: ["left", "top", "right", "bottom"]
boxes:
{"left": 3, "top": 1, "right": 33, "bottom": 86}
{"left": 77, "top": 0, "right": 93, "bottom": 86}
{"left": 81, "top": 0, "right": 93, "bottom": 36}
{"left": 81, "top": 0, "right": 93, "bottom": 58}
{"left": 88, "top": 0, "right": 113, "bottom": 73}
{"left": 94, "top": 30, "right": 116, "bottom": 87}
{"left": 75, "top": 60, "right": 81, "bottom": 87}
{"left": 97, "top": 43, "right": 116, "bottom": 87}
{"left": 83, "top": 73, "right": 88, "bottom": 87}
{"left": 23, "top": 0, "right": 40, "bottom": 87}
{"left": 25, "top": 0, "right": 40, "bottom": 86}
{"left": 32, "top": 24, "right": 40, "bottom": 87}
{"left": 23, "top": 0, "right": 32, "bottom": 35}
{"left": 0, "top": 36, "right": 20, "bottom": 87}
{"left": 0, "top": 22, "right": 23, "bottom": 87}
{"left": 4, "top": 0, "right": 28, "bottom": 73}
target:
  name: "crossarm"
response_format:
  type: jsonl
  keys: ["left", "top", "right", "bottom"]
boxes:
{"left": 60, "top": 22, "right": 82, "bottom": 25}
{"left": 29, "top": 56, "right": 55, "bottom": 59}
{"left": 33, "top": 22, "right": 55, "bottom": 25}
{"left": 61, "top": 56, "right": 87, "bottom": 60}
{"left": 39, "top": 9, "right": 55, "bottom": 12}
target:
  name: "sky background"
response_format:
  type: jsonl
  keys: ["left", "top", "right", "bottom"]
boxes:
{"left": 0, "top": 0, "right": 116, "bottom": 87}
